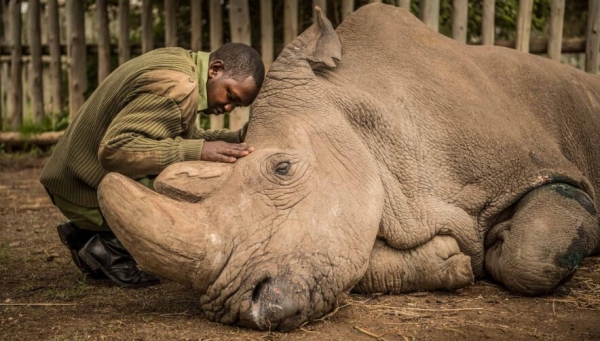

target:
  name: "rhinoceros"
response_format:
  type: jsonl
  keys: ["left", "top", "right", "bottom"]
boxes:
{"left": 97, "top": 3, "right": 600, "bottom": 331}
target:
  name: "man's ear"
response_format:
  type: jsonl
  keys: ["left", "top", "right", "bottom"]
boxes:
{"left": 208, "top": 60, "right": 224, "bottom": 79}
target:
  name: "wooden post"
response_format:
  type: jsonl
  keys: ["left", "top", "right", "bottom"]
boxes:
{"left": 0, "top": 3, "right": 3, "bottom": 131}
{"left": 118, "top": 0, "right": 130, "bottom": 64}
{"left": 452, "top": 0, "right": 467, "bottom": 43}
{"left": 191, "top": 0, "right": 202, "bottom": 51}
{"left": 209, "top": 0, "right": 223, "bottom": 129}
{"left": 398, "top": 0, "right": 411, "bottom": 10}
{"left": 141, "top": 0, "right": 153, "bottom": 53}
{"left": 67, "top": 0, "right": 87, "bottom": 118}
{"left": 228, "top": 0, "right": 250, "bottom": 131}
{"left": 547, "top": 0, "right": 565, "bottom": 62}
{"left": 586, "top": 0, "right": 600, "bottom": 74}
{"left": 209, "top": 0, "right": 222, "bottom": 50}
{"left": 47, "top": 0, "right": 62, "bottom": 118}
{"left": 1, "top": 1, "right": 9, "bottom": 131}
{"left": 420, "top": 0, "right": 439, "bottom": 32}
{"left": 515, "top": 0, "right": 533, "bottom": 53}
{"left": 1, "top": 1, "right": 11, "bottom": 131}
{"left": 97, "top": 0, "right": 110, "bottom": 83}
{"left": 9, "top": 0, "right": 22, "bottom": 130}
{"left": 341, "top": 0, "right": 353, "bottom": 20}
{"left": 28, "top": 0, "right": 44, "bottom": 123}
{"left": 165, "top": 0, "right": 177, "bottom": 47}
{"left": 482, "top": 0, "right": 494, "bottom": 45}
{"left": 284, "top": 0, "right": 298, "bottom": 46}
{"left": 313, "top": 0, "right": 326, "bottom": 22}
{"left": 260, "top": 0, "right": 273, "bottom": 70}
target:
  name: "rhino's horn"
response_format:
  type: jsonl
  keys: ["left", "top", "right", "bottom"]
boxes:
{"left": 97, "top": 172, "right": 229, "bottom": 292}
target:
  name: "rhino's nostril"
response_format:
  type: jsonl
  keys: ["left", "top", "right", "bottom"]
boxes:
{"left": 252, "top": 277, "right": 271, "bottom": 303}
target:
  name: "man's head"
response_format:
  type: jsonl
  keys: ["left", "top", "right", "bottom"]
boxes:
{"left": 205, "top": 43, "right": 265, "bottom": 115}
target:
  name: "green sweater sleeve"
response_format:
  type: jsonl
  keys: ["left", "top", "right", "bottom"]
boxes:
{"left": 98, "top": 93, "right": 204, "bottom": 175}
{"left": 191, "top": 125, "right": 242, "bottom": 143}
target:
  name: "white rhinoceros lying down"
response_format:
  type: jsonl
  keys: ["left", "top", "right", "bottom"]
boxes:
{"left": 97, "top": 3, "right": 600, "bottom": 331}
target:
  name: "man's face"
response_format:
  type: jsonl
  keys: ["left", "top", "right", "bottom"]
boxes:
{"left": 205, "top": 61, "right": 259, "bottom": 115}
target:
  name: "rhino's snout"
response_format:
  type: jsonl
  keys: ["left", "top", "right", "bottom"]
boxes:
{"left": 239, "top": 277, "right": 309, "bottom": 331}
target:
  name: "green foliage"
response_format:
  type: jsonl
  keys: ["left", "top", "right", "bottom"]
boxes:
{"left": 18, "top": 111, "right": 69, "bottom": 135}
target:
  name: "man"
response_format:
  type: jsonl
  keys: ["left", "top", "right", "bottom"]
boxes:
{"left": 40, "top": 43, "right": 265, "bottom": 288}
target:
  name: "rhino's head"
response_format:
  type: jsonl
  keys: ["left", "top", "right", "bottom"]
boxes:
{"left": 98, "top": 8, "right": 384, "bottom": 331}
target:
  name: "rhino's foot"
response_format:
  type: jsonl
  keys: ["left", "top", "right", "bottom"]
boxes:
{"left": 353, "top": 235, "right": 473, "bottom": 294}
{"left": 484, "top": 184, "right": 599, "bottom": 295}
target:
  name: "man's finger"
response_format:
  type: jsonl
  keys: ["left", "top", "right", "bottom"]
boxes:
{"left": 225, "top": 149, "right": 250, "bottom": 157}
{"left": 218, "top": 153, "right": 237, "bottom": 163}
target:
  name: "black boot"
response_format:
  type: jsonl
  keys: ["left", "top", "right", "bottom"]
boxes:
{"left": 78, "top": 233, "right": 160, "bottom": 288}
{"left": 56, "top": 222, "right": 107, "bottom": 279}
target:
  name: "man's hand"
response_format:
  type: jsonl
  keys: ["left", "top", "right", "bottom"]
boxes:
{"left": 201, "top": 141, "right": 254, "bottom": 163}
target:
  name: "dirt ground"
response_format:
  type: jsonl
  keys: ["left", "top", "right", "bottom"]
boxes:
{"left": 1, "top": 154, "right": 599, "bottom": 341}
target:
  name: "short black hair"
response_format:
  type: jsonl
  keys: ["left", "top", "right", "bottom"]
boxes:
{"left": 210, "top": 43, "right": 265, "bottom": 90}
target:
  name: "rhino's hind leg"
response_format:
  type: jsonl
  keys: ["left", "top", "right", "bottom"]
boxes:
{"left": 485, "top": 184, "right": 599, "bottom": 295}
{"left": 353, "top": 236, "right": 474, "bottom": 294}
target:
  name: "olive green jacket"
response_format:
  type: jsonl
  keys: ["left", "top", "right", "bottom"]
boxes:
{"left": 40, "top": 47, "right": 240, "bottom": 208}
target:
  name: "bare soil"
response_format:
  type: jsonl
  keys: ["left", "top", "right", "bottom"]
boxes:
{"left": 1, "top": 154, "right": 599, "bottom": 341}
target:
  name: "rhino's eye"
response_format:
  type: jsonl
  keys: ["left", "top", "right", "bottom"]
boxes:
{"left": 274, "top": 161, "right": 291, "bottom": 175}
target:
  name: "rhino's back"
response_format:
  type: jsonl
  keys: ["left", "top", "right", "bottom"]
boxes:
{"left": 335, "top": 3, "right": 600, "bottom": 210}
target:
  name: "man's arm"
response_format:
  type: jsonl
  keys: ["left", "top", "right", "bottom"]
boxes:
{"left": 99, "top": 94, "right": 252, "bottom": 174}
{"left": 191, "top": 124, "right": 243, "bottom": 143}
{"left": 98, "top": 93, "right": 204, "bottom": 175}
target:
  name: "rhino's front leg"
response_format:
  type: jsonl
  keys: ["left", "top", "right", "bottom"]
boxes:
{"left": 354, "top": 236, "right": 474, "bottom": 293}
{"left": 485, "top": 184, "right": 599, "bottom": 295}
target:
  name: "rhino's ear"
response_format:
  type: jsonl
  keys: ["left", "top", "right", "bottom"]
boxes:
{"left": 297, "top": 6, "right": 342, "bottom": 68}
{"left": 281, "top": 6, "right": 342, "bottom": 68}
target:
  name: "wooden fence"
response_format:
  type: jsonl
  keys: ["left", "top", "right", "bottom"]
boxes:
{"left": 0, "top": 0, "right": 599, "bottom": 147}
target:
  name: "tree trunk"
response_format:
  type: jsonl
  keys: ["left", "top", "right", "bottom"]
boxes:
{"left": 67, "top": 0, "right": 87, "bottom": 118}
{"left": 47, "top": 0, "right": 62, "bottom": 119}
{"left": 97, "top": 0, "right": 110, "bottom": 83}
{"left": 228, "top": 0, "right": 250, "bottom": 131}
{"left": 191, "top": 0, "right": 202, "bottom": 51}
{"left": 420, "top": 0, "right": 439, "bottom": 32}
{"left": 452, "top": 0, "right": 467, "bottom": 43}
{"left": 482, "top": 0, "right": 495, "bottom": 45}
{"left": 165, "top": 0, "right": 177, "bottom": 47}
{"left": 586, "top": 0, "right": 600, "bottom": 74}
{"left": 118, "top": 0, "right": 130, "bottom": 64}
{"left": 341, "top": 0, "right": 353, "bottom": 20}
{"left": 313, "top": 0, "right": 326, "bottom": 21}
{"left": 28, "top": 0, "right": 44, "bottom": 123}
{"left": 141, "top": 0, "right": 153, "bottom": 53}
{"left": 515, "top": 0, "right": 533, "bottom": 53}
{"left": 9, "top": 0, "right": 22, "bottom": 130}
{"left": 209, "top": 0, "right": 223, "bottom": 129}
{"left": 284, "top": 0, "right": 298, "bottom": 47}
{"left": 260, "top": 0, "right": 273, "bottom": 70}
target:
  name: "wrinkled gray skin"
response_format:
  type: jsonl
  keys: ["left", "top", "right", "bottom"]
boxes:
{"left": 98, "top": 3, "right": 600, "bottom": 332}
